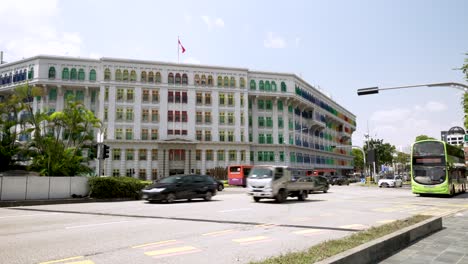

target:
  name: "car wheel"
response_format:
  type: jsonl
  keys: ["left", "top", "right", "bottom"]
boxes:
{"left": 298, "top": 191, "right": 308, "bottom": 201}
{"left": 166, "top": 193, "right": 176, "bottom": 203}
{"left": 204, "top": 191, "right": 213, "bottom": 201}
{"left": 217, "top": 184, "right": 224, "bottom": 191}
{"left": 253, "top": 197, "right": 261, "bottom": 202}
{"left": 382, "top": 183, "right": 389, "bottom": 188}
{"left": 323, "top": 188, "right": 328, "bottom": 193}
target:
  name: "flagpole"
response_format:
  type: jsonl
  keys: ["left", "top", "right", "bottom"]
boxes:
{"left": 177, "top": 36, "right": 179, "bottom": 64}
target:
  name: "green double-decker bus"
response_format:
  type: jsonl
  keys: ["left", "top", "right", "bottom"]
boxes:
{"left": 411, "top": 140, "right": 467, "bottom": 196}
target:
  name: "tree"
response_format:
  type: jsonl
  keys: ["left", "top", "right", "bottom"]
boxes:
{"left": 461, "top": 53, "right": 468, "bottom": 128}
{"left": 352, "top": 148, "right": 364, "bottom": 171}
{"left": 13, "top": 84, "right": 101, "bottom": 176}
{"left": 363, "top": 138, "right": 396, "bottom": 170}
{"left": 393, "top": 151, "right": 410, "bottom": 173}
{"left": 0, "top": 93, "right": 22, "bottom": 171}
{"left": 415, "top": 135, "right": 436, "bottom": 141}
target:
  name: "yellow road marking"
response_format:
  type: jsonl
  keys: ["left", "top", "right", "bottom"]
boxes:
{"left": 66, "top": 261, "right": 94, "bottom": 264}
{"left": 39, "top": 256, "right": 84, "bottom": 264}
{"left": 340, "top": 224, "right": 368, "bottom": 230}
{"left": 233, "top": 236, "right": 269, "bottom": 243}
{"left": 145, "top": 246, "right": 199, "bottom": 256}
{"left": 132, "top": 240, "right": 177, "bottom": 249}
{"left": 202, "top": 229, "right": 236, "bottom": 236}
{"left": 293, "top": 229, "right": 322, "bottom": 235}
{"left": 377, "top": 220, "right": 396, "bottom": 224}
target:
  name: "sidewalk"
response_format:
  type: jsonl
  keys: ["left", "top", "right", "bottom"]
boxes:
{"left": 381, "top": 211, "right": 468, "bottom": 264}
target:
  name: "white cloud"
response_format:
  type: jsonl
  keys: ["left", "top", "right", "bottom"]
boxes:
{"left": 0, "top": 0, "right": 83, "bottom": 61}
{"left": 264, "top": 32, "right": 286, "bottom": 49}
{"left": 201, "top": 16, "right": 225, "bottom": 29}
{"left": 425, "top": 101, "right": 447, "bottom": 112}
{"left": 370, "top": 108, "right": 411, "bottom": 123}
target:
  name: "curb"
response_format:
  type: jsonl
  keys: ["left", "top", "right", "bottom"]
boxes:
{"left": 0, "top": 198, "right": 136, "bottom": 207}
{"left": 315, "top": 216, "right": 443, "bottom": 264}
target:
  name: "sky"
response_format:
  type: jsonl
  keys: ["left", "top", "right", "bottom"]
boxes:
{"left": 1, "top": 0, "right": 467, "bottom": 152}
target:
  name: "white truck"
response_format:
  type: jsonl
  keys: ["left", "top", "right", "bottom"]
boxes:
{"left": 246, "top": 165, "right": 317, "bottom": 203}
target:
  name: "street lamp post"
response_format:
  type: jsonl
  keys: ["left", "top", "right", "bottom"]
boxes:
{"left": 357, "top": 82, "right": 468, "bottom": 96}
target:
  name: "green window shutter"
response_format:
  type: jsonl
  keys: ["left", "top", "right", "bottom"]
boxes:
{"left": 62, "top": 68, "right": 69, "bottom": 80}
{"left": 49, "top": 67, "right": 56, "bottom": 79}
{"left": 78, "top": 69, "right": 85, "bottom": 80}
{"left": 89, "top": 69, "right": 96, "bottom": 81}
{"left": 49, "top": 89, "right": 57, "bottom": 100}
{"left": 76, "top": 91, "right": 84, "bottom": 101}
{"left": 250, "top": 80, "right": 256, "bottom": 90}
{"left": 259, "top": 81, "right": 264, "bottom": 91}
{"left": 277, "top": 100, "right": 283, "bottom": 110}
{"left": 258, "top": 100, "right": 264, "bottom": 110}
{"left": 266, "top": 100, "right": 272, "bottom": 110}
{"left": 281, "top": 82, "right": 287, "bottom": 92}
{"left": 70, "top": 68, "right": 77, "bottom": 80}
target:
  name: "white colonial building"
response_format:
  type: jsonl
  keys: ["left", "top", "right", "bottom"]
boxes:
{"left": 0, "top": 55, "right": 356, "bottom": 180}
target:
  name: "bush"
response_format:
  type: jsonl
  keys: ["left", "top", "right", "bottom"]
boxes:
{"left": 88, "top": 176, "right": 151, "bottom": 199}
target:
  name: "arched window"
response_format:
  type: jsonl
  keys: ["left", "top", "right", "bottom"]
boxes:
{"left": 230, "top": 77, "right": 236, "bottom": 87}
{"left": 224, "top": 77, "right": 229, "bottom": 87}
{"left": 130, "top": 70, "right": 136, "bottom": 82}
{"left": 141, "top": 71, "right": 147, "bottom": 82}
{"left": 62, "top": 68, "right": 69, "bottom": 80}
{"left": 78, "top": 69, "right": 85, "bottom": 81}
{"left": 208, "top": 75, "right": 213, "bottom": 86}
{"left": 250, "top": 80, "right": 256, "bottom": 90}
{"left": 104, "top": 68, "right": 111, "bottom": 81}
{"left": 175, "top": 73, "right": 181, "bottom": 84}
{"left": 265, "top": 81, "right": 271, "bottom": 91}
{"left": 28, "top": 67, "right": 34, "bottom": 80}
{"left": 168, "top": 73, "right": 174, "bottom": 84}
{"left": 155, "top": 72, "right": 161, "bottom": 83}
{"left": 123, "top": 70, "right": 129, "bottom": 81}
{"left": 259, "top": 80, "right": 264, "bottom": 91}
{"left": 49, "top": 67, "right": 56, "bottom": 79}
{"left": 115, "top": 69, "right": 122, "bottom": 81}
{"left": 22, "top": 69, "right": 27, "bottom": 80}
{"left": 70, "top": 68, "right": 77, "bottom": 80}
{"left": 217, "top": 76, "right": 223, "bottom": 87}
{"left": 281, "top": 81, "right": 287, "bottom": 92}
{"left": 89, "top": 69, "right": 96, "bottom": 81}
{"left": 271, "top": 81, "right": 277, "bottom": 91}
{"left": 201, "top": 75, "right": 206, "bottom": 85}
{"left": 182, "top": 74, "right": 188, "bottom": 85}
{"left": 148, "top": 72, "right": 154, "bottom": 82}
{"left": 240, "top": 78, "right": 245, "bottom": 88}
{"left": 194, "top": 74, "right": 200, "bottom": 85}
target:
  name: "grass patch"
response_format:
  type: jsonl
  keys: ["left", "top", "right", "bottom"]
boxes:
{"left": 250, "top": 214, "right": 431, "bottom": 264}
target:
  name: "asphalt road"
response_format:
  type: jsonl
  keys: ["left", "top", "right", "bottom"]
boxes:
{"left": 1, "top": 184, "right": 467, "bottom": 264}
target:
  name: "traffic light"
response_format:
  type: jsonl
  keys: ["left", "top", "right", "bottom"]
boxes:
{"left": 103, "top": 144, "right": 110, "bottom": 159}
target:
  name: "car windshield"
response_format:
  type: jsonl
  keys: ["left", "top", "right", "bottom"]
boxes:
{"left": 159, "top": 176, "right": 183, "bottom": 184}
{"left": 248, "top": 168, "right": 273, "bottom": 179}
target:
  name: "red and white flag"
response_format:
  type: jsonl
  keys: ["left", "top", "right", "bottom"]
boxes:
{"left": 178, "top": 38, "right": 186, "bottom": 53}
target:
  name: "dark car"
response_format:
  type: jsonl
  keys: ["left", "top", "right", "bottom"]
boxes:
{"left": 297, "top": 176, "right": 330, "bottom": 193}
{"left": 213, "top": 178, "right": 224, "bottom": 191}
{"left": 141, "top": 174, "right": 217, "bottom": 203}
{"left": 330, "top": 175, "right": 350, "bottom": 186}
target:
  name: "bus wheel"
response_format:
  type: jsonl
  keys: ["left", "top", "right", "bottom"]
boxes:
{"left": 450, "top": 185, "right": 455, "bottom": 196}
{"left": 253, "top": 197, "right": 261, "bottom": 202}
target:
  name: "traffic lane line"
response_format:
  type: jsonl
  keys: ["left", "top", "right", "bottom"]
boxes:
{"left": 293, "top": 229, "right": 325, "bottom": 236}
{"left": 132, "top": 240, "right": 180, "bottom": 249}
{"left": 202, "top": 229, "right": 237, "bottom": 237}
{"left": 232, "top": 236, "right": 272, "bottom": 245}
{"left": 145, "top": 246, "right": 201, "bottom": 258}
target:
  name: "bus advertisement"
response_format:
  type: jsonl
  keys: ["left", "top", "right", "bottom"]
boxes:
{"left": 411, "top": 140, "right": 467, "bottom": 196}
{"left": 227, "top": 165, "right": 253, "bottom": 187}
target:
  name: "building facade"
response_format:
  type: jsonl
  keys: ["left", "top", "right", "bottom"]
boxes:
{"left": 0, "top": 55, "right": 356, "bottom": 179}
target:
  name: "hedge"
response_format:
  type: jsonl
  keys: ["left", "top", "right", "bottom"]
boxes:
{"left": 88, "top": 176, "right": 152, "bottom": 199}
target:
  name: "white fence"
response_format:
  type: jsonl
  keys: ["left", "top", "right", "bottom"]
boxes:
{"left": 0, "top": 176, "right": 89, "bottom": 201}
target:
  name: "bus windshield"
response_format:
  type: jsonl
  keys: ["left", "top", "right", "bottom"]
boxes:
{"left": 413, "top": 141, "right": 444, "bottom": 156}
{"left": 413, "top": 165, "right": 446, "bottom": 185}
{"left": 248, "top": 167, "right": 273, "bottom": 179}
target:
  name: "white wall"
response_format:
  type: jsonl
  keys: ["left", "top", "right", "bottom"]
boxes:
{"left": 0, "top": 176, "right": 89, "bottom": 201}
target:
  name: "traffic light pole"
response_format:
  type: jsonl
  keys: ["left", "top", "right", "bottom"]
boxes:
{"left": 97, "top": 143, "right": 104, "bottom": 176}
